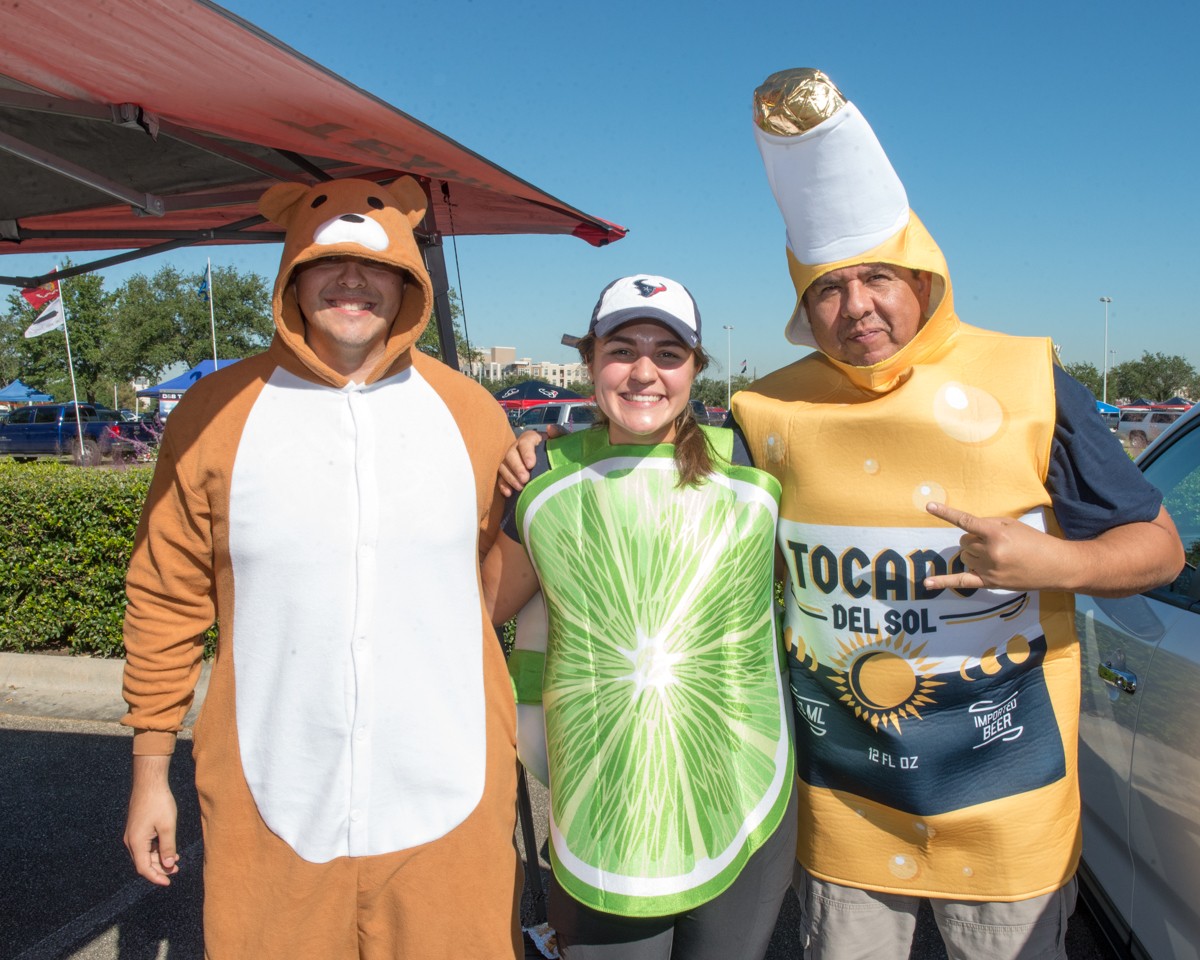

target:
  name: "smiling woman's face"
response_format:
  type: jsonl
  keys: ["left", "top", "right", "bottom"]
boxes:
{"left": 589, "top": 321, "right": 697, "bottom": 446}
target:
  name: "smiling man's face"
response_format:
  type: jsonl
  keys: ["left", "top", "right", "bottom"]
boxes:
{"left": 294, "top": 255, "right": 405, "bottom": 380}
{"left": 803, "top": 262, "right": 931, "bottom": 366}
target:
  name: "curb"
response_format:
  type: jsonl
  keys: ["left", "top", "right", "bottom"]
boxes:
{"left": 0, "top": 651, "right": 210, "bottom": 724}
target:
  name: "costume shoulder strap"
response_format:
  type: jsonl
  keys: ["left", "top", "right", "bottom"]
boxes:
{"left": 545, "top": 428, "right": 594, "bottom": 470}
{"left": 700, "top": 424, "right": 735, "bottom": 463}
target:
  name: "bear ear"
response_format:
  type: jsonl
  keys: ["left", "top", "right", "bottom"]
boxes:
{"left": 258, "top": 182, "right": 311, "bottom": 227}
{"left": 385, "top": 176, "right": 428, "bottom": 229}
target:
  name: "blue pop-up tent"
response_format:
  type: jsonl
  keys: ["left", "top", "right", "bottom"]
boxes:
{"left": 136, "top": 359, "right": 239, "bottom": 398}
{"left": 0, "top": 379, "right": 53, "bottom": 403}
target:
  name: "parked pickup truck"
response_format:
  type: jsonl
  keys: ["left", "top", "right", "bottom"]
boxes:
{"left": 0, "top": 402, "right": 147, "bottom": 465}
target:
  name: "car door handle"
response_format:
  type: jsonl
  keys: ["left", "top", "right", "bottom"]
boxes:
{"left": 1098, "top": 661, "right": 1137, "bottom": 694}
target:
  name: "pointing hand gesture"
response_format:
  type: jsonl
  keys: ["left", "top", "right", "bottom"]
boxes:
{"left": 922, "top": 501, "right": 1070, "bottom": 593}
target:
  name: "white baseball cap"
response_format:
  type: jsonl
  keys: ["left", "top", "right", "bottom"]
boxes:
{"left": 564, "top": 274, "right": 702, "bottom": 349}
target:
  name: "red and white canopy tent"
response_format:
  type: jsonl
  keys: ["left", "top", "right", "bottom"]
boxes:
{"left": 0, "top": 0, "right": 626, "bottom": 368}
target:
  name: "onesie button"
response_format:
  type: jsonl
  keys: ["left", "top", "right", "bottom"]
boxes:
{"left": 350, "top": 809, "right": 361, "bottom": 822}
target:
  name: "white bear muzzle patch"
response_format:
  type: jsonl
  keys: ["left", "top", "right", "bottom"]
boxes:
{"left": 312, "top": 213, "right": 389, "bottom": 252}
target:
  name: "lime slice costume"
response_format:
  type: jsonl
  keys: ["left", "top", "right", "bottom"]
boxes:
{"left": 508, "top": 426, "right": 793, "bottom": 917}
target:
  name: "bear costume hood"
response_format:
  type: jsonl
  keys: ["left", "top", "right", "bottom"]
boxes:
{"left": 258, "top": 177, "right": 434, "bottom": 386}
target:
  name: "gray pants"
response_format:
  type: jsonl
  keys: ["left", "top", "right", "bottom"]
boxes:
{"left": 797, "top": 867, "right": 1078, "bottom": 960}
{"left": 549, "top": 785, "right": 798, "bottom": 960}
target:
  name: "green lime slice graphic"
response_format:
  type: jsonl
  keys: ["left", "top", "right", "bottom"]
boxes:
{"left": 524, "top": 454, "right": 791, "bottom": 915}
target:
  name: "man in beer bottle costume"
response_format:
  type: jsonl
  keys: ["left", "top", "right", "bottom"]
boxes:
{"left": 733, "top": 69, "right": 1183, "bottom": 959}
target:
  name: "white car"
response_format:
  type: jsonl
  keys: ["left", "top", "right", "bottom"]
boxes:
{"left": 512, "top": 400, "right": 597, "bottom": 436}
{"left": 1116, "top": 406, "right": 1188, "bottom": 451}
{"left": 1076, "top": 402, "right": 1200, "bottom": 959}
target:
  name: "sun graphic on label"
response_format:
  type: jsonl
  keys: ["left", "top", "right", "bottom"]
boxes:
{"left": 829, "top": 633, "right": 943, "bottom": 733}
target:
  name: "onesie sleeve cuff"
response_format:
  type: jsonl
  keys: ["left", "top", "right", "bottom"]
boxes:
{"left": 131, "top": 729, "right": 178, "bottom": 756}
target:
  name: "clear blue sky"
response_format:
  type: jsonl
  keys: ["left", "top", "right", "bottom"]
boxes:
{"left": 8, "top": 0, "right": 1198, "bottom": 383}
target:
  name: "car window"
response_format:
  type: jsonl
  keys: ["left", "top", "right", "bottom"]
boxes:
{"left": 7, "top": 408, "right": 34, "bottom": 424}
{"left": 517, "top": 408, "right": 544, "bottom": 426}
{"left": 569, "top": 406, "right": 596, "bottom": 424}
{"left": 34, "top": 407, "right": 59, "bottom": 424}
{"left": 542, "top": 405, "right": 561, "bottom": 423}
{"left": 1151, "top": 412, "right": 1179, "bottom": 424}
{"left": 1120, "top": 410, "right": 1147, "bottom": 423}
{"left": 1141, "top": 422, "right": 1200, "bottom": 603}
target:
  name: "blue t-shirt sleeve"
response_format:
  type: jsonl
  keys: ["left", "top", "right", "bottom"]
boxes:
{"left": 730, "top": 429, "right": 752, "bottom": 467}
{"left": 1048, "top": 366, "right": 1162, "bottom": 539}
{"left": 501, "top": 442, "right": 551, "bottom": 544}
{"left": 728, "top": 419, "right": 754, "bottom": 467}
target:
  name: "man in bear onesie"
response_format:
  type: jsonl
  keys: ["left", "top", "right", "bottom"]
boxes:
{"left": 121, "top": 177, "right": 523, "bottom": 959}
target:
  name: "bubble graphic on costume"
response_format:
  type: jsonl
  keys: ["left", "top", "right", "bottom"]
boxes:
{"left": 888, "top": 854, "right": 919, "bottom": 880}
{"left": 765, "top": 432, "right": 785, "bottom": 464}
{"left": 933, "top": 381, "right": 1004, "bottom": 444}
{"left": 912, "top": 480, "right": 946, "bottom": 512}
{"left": 863, "top": 458, "right": 879, "bottom": 475}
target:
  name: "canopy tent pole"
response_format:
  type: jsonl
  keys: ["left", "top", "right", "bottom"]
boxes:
{"left": 418, "top": 179, "right": 459, "bottom": 371}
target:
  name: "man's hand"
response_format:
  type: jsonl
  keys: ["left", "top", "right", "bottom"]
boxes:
{"left": 924, "top": 501, "right": 1184, "bottom": 597}
{"left": 498, "top": 430, "right": 547, "bottom": 497}
{"left": 922, "top": 501, "right": 1072, "bottom": 593}
{"left": 124, "top": 754, "right": 180, "bottom": 886}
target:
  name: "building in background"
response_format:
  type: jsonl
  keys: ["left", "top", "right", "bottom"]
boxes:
{"left": 465, "top": 345, "right": 589, "bottom": 388}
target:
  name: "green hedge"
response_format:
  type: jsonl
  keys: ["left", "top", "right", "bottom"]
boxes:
{"left": 0, "top": 461, "right": 154, "bottom": 657}
{"left": 0, "top": 459, "right": 531, "bottom": 660}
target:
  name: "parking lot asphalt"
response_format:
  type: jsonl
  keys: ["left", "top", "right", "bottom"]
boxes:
{"left": 1, "top": 652, "right": 1114, "bottom": 960}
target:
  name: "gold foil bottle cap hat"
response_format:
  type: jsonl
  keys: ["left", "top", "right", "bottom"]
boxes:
{"left": 753, "top": 68, "right": 847, "bottom": 137}
{"left": 751, "top": 68, "right": 912, "bottom": 345}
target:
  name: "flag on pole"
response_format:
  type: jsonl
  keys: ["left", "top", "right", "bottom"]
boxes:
{"left": 739, "top": 359, "right": 747, "bottom": 375}
{"left": 21, "top": 278, "right": 65, "bottom": 338}
{"left": 21, "top": 277, "right": 59, "bottom": 311}
{"left": 197, "top": 269, "right": 211, "bottom": 302}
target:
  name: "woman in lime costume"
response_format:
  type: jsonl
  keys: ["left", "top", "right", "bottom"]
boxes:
{"left": 483, "top": 275, "right": 796, "bottom": 960}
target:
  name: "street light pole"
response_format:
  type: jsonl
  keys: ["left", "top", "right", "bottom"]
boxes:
{"left": 723, "top": 324, "right": 734, "bottom": 408}
{"left": 1099, "top": 296, "right": 1112, "bottom": 404}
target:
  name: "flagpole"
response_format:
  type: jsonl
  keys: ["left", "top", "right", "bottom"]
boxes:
{"left": 57, "top": 278, "right": 86, "bottom": 461}
{"left": 207, "top": 259, "right": 218, "bottom": 368}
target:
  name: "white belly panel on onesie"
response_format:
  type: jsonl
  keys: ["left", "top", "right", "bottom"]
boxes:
{"left": 228, "top": 365, "right": 486, "bottom": 862}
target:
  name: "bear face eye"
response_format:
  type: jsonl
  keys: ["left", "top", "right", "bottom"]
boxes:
{"left": 310, "top": 195, "right": 327, "bottom": 208}
{"left": 367, "top": 196, "right": 384, "bottom": 210}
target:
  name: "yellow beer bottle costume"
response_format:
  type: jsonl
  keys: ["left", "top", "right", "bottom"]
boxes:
{"left": 734, "top": 70, "right": 1080, "bottom": 902}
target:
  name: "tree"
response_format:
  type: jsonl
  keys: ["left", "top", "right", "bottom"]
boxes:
{"left": 1062, "top": 361, "right": 1102, "bottom": 399}
{"left": 1109, "top": 352, "right": 1198, "bottom": 403}
{"left": 416, "top": 289, "right": 481, "bottom": 368}
{"left": 0, "top": 263, "right": 117, "bottom": 404}
{"left": 111, "top": 264, "right": 273, "bottom": 380}
{"left": 691, "top": 375, "right": 752, "bottom": 409}
{"left": 479, "top": 372, "right": 523, "bottom": 395}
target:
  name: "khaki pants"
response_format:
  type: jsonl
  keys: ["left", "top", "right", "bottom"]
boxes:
{"left": 796, "top": 867, "right": 1077, "bottom": 960}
